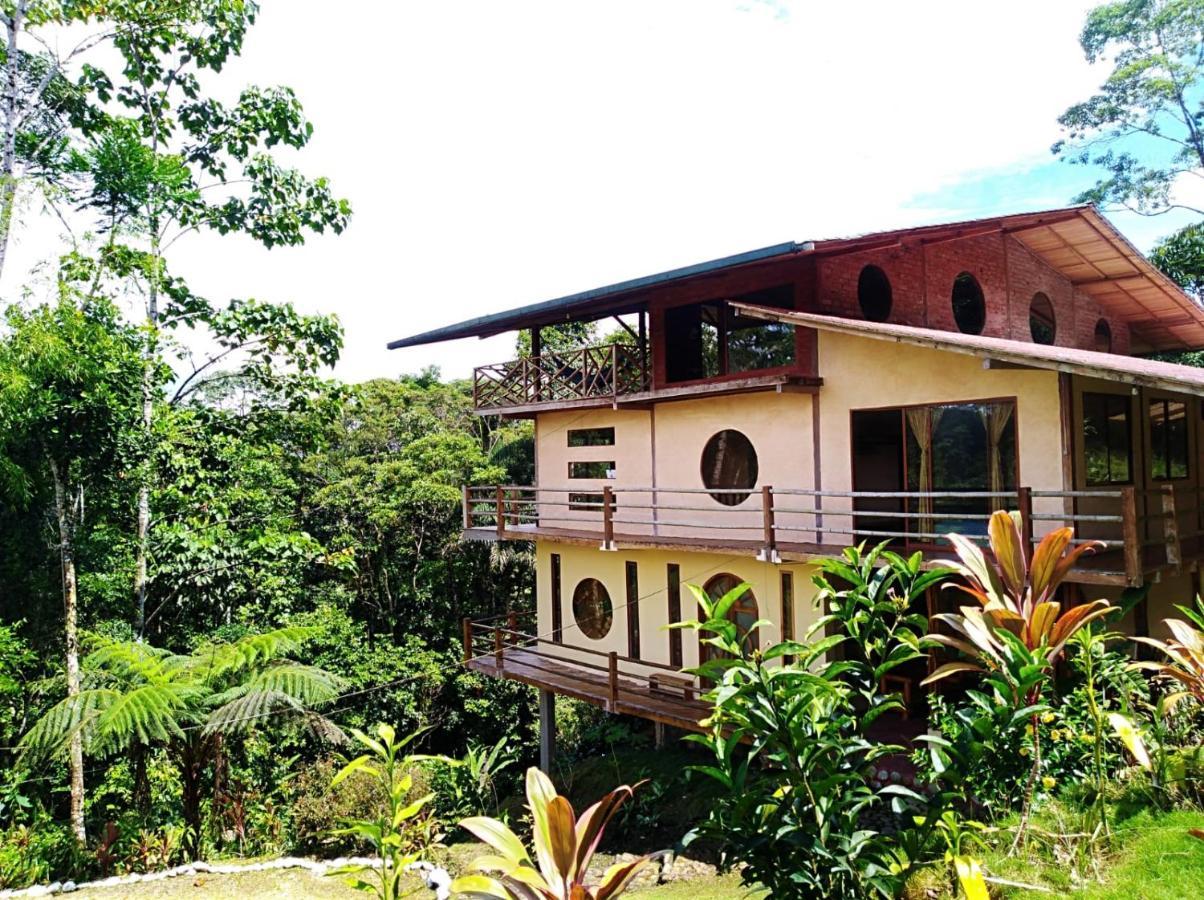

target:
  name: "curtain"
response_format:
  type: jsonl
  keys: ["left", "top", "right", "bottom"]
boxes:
{"left": 980, "top": 402, "right": 1015, "bottom": 501}
{"left": 905, "top": 406, "right": 945, "bottom": 538}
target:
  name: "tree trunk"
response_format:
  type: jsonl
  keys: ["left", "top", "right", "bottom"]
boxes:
{"left": 0, "top": 2, "right": 29, "bottom": 283}
{"left": 50, "top": 457, "right": 86, "bottom": 844}
{"left": 178, "top": 735, "right": 209, "bottom": 861}
{"left": 133, "top": 232, "right": 160, "bottom": 637}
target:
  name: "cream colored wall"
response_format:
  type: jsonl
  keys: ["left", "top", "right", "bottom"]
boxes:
{"left": 534, "top": 541, "right": 820, "bottom": 672}
{"left": 816, "top": 330, "right": 1067, "bottom": 536}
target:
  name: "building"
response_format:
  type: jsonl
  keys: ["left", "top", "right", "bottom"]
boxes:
{"left": 388, "top": 205, "right": 1204, "bottom": 767}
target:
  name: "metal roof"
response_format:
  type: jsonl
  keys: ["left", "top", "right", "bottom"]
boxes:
{"left": 731, "top": 304, "right": 1204, "bottom": 395}
{"left": 386, "top": 205, "right": 1204, "bottom": 352}
{"left": 385, "top": 241, "right": 804, "bottom": 349}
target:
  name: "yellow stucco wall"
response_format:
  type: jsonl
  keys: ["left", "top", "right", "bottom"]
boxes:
{"left": 534, "top": 541, "right": 820, "bottom": 670}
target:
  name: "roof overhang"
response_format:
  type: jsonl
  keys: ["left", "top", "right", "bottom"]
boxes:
{"left": 731, "top": 304, "right": 1204, "bottom": 396}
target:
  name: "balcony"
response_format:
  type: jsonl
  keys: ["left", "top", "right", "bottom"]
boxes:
{"left": 463, "top": 484, "right": 1204, "bottom": 587}
{"left": 472, "top": 343, "right": 651, "bottom": 413}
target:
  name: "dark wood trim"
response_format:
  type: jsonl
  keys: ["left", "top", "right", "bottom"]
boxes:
{"left": 551, "top": 553, "right": 563, "bottom": 643}
{"left": 780, "top": 571, "right": 795, "bottom": 666}
{"left": 625, "top": 560, "right": 640, "bottom": 660}
{"left": 667, "top": 563, "right": 682, "bottom": 668}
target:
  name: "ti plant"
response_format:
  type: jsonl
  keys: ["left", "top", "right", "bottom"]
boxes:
{"left": 327, "top": 724, "right": 440, "bottom": 900}
{"left": 922, "top": 511, "right": 1115, "bottom": 844}
{"left": 1133, "top": 595, "right": 1204, "bottom": 715}
{"left": 452, "top": 767, "right": 664, "bottom": 899}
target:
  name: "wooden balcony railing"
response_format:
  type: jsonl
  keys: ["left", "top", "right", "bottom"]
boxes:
{"left": 472, "top": 343, "right": 650, "bottom": 411}
{"left": 462, "top": 483, "right": 1204, "bottom": 587}
{"left": 461, "top": 611, "right": 711, "bottom": 729}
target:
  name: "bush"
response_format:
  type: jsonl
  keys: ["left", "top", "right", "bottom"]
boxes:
{"left": 0, "top": 818, "right": 88, "bottom": 889}
{"left": 289, "top": 755, "right": 390, "bottom": 855}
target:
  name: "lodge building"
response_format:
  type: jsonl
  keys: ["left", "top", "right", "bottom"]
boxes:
{"left": 388, "top": 205, "right": 1204, "bottom": 766}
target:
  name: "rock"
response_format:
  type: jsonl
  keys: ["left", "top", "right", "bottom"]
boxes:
{"left": 60, "top": 883, "right": 76, "bottom": 894}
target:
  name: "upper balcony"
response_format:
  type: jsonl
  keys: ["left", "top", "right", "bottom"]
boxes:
{"left": 462, "top": 483, "right": 1204, "bottom": 587}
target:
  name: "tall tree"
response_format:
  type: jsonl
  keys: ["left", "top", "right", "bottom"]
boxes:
{"left": 1056, "top": 0, "right": 1204, "bottom": 218}
{"left": 63, "top": 0, "right": 349, "bottom": 635}
{"left": 0, "top": 291, "right": 145, "bottom": 842}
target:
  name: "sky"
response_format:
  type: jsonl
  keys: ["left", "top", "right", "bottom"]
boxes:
{"left": 1, "top": 0, "right": 1192, "bottom": 382}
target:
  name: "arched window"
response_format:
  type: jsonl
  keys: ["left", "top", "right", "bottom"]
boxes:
{"left": 1029, "top": 292, "right": 1056, "bottom": 345}
{"left": 701, "top": 429, "right": 758, "bottom": 506}
{"left": 1094, "top": 319, "right": 1113, "bottom": 353}
{"left": 857, "top": 265, "right": 892, "bottom": 322}
{"left": 572, "top": 578, "right": 612, "bottom": 639}
{"left": 951, "top": 272, "right": 986, "bottom": 335}
{"left": 699, "top": 574, "right": 760, "bottom": 666}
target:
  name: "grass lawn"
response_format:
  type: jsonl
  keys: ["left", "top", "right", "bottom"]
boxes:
{"left": 970, "top": 808, "right": 1204, "bottom": 899}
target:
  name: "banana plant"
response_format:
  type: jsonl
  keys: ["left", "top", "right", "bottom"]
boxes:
{"left": 1133, "top": 596, "right": 1204, "bottom": 714}
{"left": 451, "top": 767, "right": 664, "bottom": 899}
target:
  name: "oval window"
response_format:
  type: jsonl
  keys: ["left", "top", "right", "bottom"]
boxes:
{"left": 1094, "top": 319, "right": 1112, "bottom": 353}
{"left": 951, "top": 272, "right": 986, "bottom": 335}
{"left": 572, "top": 578, "right": 612, "bottom": 640}
{"left": 701, "top": 430, "right": 758, "bottom": 506}
{"left": 700, "top": 574, "right": 760, "bottom": 661}
{"left": 857, "top": 265, "right": 892, "bottom": 322}
{"left": 1029, "top": 292, "right": 1056, "bottom": 345}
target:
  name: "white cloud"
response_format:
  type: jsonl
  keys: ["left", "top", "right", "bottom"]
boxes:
{"left": 2, "top": 0, "right": 1109, "bottom": 382}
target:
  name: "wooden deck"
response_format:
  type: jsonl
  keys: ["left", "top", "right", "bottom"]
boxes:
{"left": 467, "top": 646, "right": 712, "bottom": 732}
{"left": 463, "top": 525, "right": 1166, "bottom": 586}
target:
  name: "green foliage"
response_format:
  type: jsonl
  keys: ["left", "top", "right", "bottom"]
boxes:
{"left": 326, "top": 724, "right": 440, "bottom": 900}
{"left": 428, "top": 737, "right": 518, "bottom": 823}
{"left": 676, "top": 577, "right": 936, "bottom": 899}
{"left": 1056, "top": 0, "right": 1204, "bottom": 217}
{"left": 452, "top": 766, "right": 663, "bottom": 899}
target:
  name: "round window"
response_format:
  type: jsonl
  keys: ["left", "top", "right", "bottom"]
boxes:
{"left": 701, "top": 430, "right": 758, "bottom": 506}
{"left": 701, "top": 574, "right": 760, "bottom": 658}
{"left": 1094, "top": 319, "right": 1112, "bottom": 353}
{"left": 572, "top": 578, "right": 612, "bottom": 640}
{"left": 1029, "top": 292, "right": 1056, "bottom": 345}
{"left": 857, "top": 265, "right": 892, "bottom": 322}
{"left": 951, "top": 272, "right": 986, "bottom": 335}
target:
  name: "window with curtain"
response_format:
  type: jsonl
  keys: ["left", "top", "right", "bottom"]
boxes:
{"left": 1082, "top": 393, "right": 1131, "bottom": 486}
{"left": 1150, "top": 398, "right": 1189, "bottom": 480}
{"left": 901, "top": 400, "right": 1016, "bottom": 539}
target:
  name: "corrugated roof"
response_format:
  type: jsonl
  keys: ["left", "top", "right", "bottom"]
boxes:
{"left": 386, "top": 241, "right": 804, "bottom": 349}
{"left": 386, "top": 205, "right": 1204, "bottom": 352}
{"left": 730, "top": 303, "right": 1204, "bottom": 395}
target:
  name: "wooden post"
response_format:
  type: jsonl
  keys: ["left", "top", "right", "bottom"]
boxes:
{"left": 1017, "top": 486, "right": 1033, "bottom": 564}
{"left": 761, "top": 485, "right": 777, "bottom": 562}
{"left": 607, "top": 651, "right": 619, "bottom": 712}
{"left": 538, "top": 689, "right": 556, "bottom": 773}
{"left": 638, "top": 308, "right": 648, "bottom": 389}
{"left": 610, "top": 343, "right": 619, "bottom": 402}
{"left": 506, "top": 610, "right": 518, "bottom": 647}
{"left": 495, "top": 485, "right": 506, "bottom": 538}
{"left": 493, "top": 626, "right": 504, "bottom": 669}
{"left": 1162, "top": 484, "right": 1182, "bottom": 574}
{"left": 601, "top": 485, "right": 616, "bottom": 551}
{"left": 530, "top": 327, "right": 542, "bottom": 402}
{"left": 462, "top": 617, "right": 472, "bottom": 664}
{"left": 461, "top": 485, "right": 471, "bottom": 530}
{"left": 1121, "top": 486, "right": 1141, "bottom": 587}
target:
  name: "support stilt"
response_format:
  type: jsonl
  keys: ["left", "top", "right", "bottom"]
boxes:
{"left": 538, "top": 690, "right": 556, "bottom": 774}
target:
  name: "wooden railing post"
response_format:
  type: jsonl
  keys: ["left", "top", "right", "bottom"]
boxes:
{"left": 462, "top": 485, "right": 471, "bottom": 530}
{"left": 1121, "top": 486, "right": 1142, "bottom": 587}
{"left": 1017, "top": 486, "right": 1033, "bottom": 563}
{"left": 462, "top": 617, "right": 472, "bottom": 664}
{"left": 760, "top": 485, "right": 778, "bottom": 562}
{"left": 493, "top": 625, "right": 504, "bottom": 668}
{"left": 495, "top": 486, "right": 506, "bottom": 538}
{"left": 608, "top": 651, "right": 619, "bottom": 712}
{"left": 506, "top": 610, "right": 518, "bottom": 647}
{"left": 1162, "top": 484, "right": 1182, "bottom": 574}
{"left": 610, "top": 344, "right": 619, "bottom": 402}
{"left": 601, "top": 485, "right": 616, "bottom": 551}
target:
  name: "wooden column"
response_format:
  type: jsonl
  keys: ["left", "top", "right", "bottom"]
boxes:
{"left": 461, "top": 485, "right": 471, "bottom": 530}
{"left": 495, "top": 486, "right": 506, "bottom": 539}
{"left": 538, "top": 689, "right": 556, "bottom": 774}
{"left": 1121, "top": 486, "right": 1141, "bottom": 587}
{"left": 461, "top": 617, "right": 472, "bottom": 664}
{"left": 601, "top": 486, "right": 616, "bottom": 551}
{"left": 1017, "top": 486, "right": 1033, "bottom": 563}
{"left": 530, "top": 327, "right": 542, "bottom": 402}
{"left": 760, "top": 485, "right": 777, "bottom": 562}
{"left": 607, "top": 652, "right": 619, "bottom": 712}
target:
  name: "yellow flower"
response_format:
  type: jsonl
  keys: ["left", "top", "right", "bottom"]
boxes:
{"left": 1079, "top": 733, "right": 1094, "bottom": 744}
{"left": 1041, "top": 712, "right": 1056, "bottom": 724}
{"left": 1020, "top": 747, "right": 1030, "bottom": 757}
{"left": 1050, "top": 729, "right": 1062, "bottom": 742}
{"left": 1042, "top": 776, "right": 1056, "bottom": 790}
{"left": 1025, "top": 723, "right": 1035, "bottom": 736}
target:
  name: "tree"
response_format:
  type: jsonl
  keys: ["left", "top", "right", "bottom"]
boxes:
{"left": 19, "top": 626, "right": 344, "bottom": 858}
{"left": 1056, "top": 0, "right": 1204, "bottom": 218}
{"left": 60, "top": 0, "right": 349, "bottom": 636}
{"left": 0, "top": 293, "right": 145, "bottom": 842}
